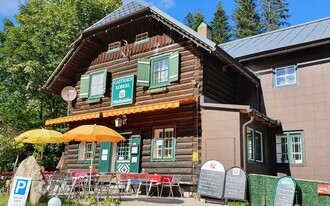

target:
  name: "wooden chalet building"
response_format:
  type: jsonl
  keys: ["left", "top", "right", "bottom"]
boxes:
{"left": 221, "top": 17, "right": 330, "bottom": 182}
{"left": 43, "top": 0, "right": 280, "bottom": 185}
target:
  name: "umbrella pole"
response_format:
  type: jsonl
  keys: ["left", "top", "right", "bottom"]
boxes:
{"left": 89, "top": 142, "right": 94, "bottom": 192}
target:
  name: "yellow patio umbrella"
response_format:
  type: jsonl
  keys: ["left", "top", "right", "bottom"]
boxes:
{"left": 62, "top": 124, "right": 125, "bottom": 191}
{"left": 61, "top": 124, "right": 125, "bottom": 143}
{"left": 15, "top": 128, "right": 68, "bottom": 144}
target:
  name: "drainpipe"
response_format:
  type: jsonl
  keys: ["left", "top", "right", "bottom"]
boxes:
{"left": 242, "top": 109, "right": 255, "bottom": 172}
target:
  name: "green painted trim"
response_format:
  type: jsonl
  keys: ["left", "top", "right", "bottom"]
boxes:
{"left": 146, "top": 87, "right": 168, "bottom": 94}
{"left": 197, "top": 22, "right": 208, "bottom": 29}
{"left": 106, "top": 48, "right": 120, "bottom": 54}
{"left": 275, "top": 131, "right": 304, "bottom": 165}
{"left": 85, "top": 69, "right": 107, "bottom": 104}
{"left": 246, "top": 127, "right": 264, "bottom": 164}
{"left": 272, "top": 65, "right": 298, "bottom": 88}
{"left": 150, "top": 128, "right": 176, "bottom": 162}
{"left": 134, "top": 38, "right": 149, "bottom": 46}
{"left": 150, "top": 53, "right": 171, "bottom": 89}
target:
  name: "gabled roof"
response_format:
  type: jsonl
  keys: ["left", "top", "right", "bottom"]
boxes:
{"left": 220, "top": 17, "right": 330, "bottom": 59}
{"left": 42, "top": 0, "right": 260, "bottom": 94}
{"left": 84, "top": 0, "right": 215, "bottom": 48}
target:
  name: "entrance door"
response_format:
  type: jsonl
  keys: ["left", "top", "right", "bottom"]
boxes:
{"left": 98, "top": 142, "right": 112, "bottom": 172}
{"left": 115, "top": 134, "right": 141, "bottom": 173}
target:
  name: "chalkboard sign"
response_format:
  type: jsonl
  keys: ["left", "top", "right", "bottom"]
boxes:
{"left": 224, "top": 167, "right": 246, "bottom": 201}
{"left": 197, "top": 160, "right": 226, "bottom": 199}
{"left": 273, "top": 176, "right": 296, "bottom": 206}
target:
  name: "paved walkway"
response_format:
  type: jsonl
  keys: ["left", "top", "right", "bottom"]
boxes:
{"left": 118, "top": 195, "right": 225, "bottom": 206}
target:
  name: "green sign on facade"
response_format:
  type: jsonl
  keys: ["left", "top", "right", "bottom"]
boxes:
{"left": 111, "top": 75, "right": 135, "bottom": 106}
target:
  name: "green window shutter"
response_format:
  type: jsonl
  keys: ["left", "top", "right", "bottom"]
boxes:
{"left": 79, "top": 74, "right": 90, "bottom": 98}
{"left": 137, "top": 58, "right": 150, "bottom": 87}
{"left": 169, "top": 51, "right": 179, "bottom": 82}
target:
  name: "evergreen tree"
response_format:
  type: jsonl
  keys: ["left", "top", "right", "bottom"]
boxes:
{"left": 210, "top": 1, "right": 231, "bottom": 44}
{"left": 232, "top": 0, "right": 261, "bottom": 39}
{"left": 184, "top": 10, "right": 205, "bottom": 31}
{"left": 260, "top": 0, "right": 290, "bottom": 32}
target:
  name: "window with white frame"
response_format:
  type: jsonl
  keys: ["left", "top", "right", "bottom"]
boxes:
{"left": 78, "top": 142, "right": 95, "bottom": 163}
{"left": 247, "top": 128, "right": 263, "bottom": 163}
{"left": 79, "top": 69, "right": 107, "bottom": 104}
{"left": 276, "top": 131, "right": 304, "bottom": 164}
{"left": 151, "top": 127, "right": 176, "bottom": 161}
{"left": 136, "top": 51, "right": 179, "bottom": 89}
{"left": 273, "top": 65, "right": 297, "bottom": 87}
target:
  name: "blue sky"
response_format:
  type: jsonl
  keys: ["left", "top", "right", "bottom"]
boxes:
{"left": 1, "top": 0, "right": 330, "bottom": 30}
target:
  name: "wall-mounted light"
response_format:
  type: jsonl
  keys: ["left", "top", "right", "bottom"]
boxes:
{"left": 115, "top": 115, "right": 127, "bottom": 128}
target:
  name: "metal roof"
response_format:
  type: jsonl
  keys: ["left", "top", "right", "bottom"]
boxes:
{"left": 219, "top": 17, "right": 330, "bottom": 59}
{"left": 84, "top": 0, "right": 216, "bottom": 48}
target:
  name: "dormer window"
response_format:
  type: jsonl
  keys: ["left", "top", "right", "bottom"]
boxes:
{"left": 134, "top": 32, "right": 149, "bottom": 45}
{"left": 107, "top": 41, "right": 121, "bottom": 54}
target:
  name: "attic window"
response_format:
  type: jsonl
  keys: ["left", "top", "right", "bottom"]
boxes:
{"left": 134, "top": 32, "right": 149, "bottom": 45}
{"left": 107, "top": 41, "right": 121, "bottom": 54}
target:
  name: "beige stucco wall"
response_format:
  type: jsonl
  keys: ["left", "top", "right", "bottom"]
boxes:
{"left": 201, "top": 109, "right": 241, "bottom": 170}
{"left": 259, "top": 60, "right": 330, "bottom": 181}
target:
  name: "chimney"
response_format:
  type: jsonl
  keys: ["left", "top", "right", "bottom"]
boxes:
{"left": 197, "top": 22, "right": 212, "bottom": 40}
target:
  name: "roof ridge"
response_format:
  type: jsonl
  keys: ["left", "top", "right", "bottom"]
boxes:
{"left": 220, "top": 16, "right": 330, "bottom": 46}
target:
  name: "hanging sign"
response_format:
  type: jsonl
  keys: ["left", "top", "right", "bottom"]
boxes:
{"left": 111, "top": 75, "right": 135, "bottom": 106}
{"left": 197, "top": 160, "right": 226, "bottom": 199}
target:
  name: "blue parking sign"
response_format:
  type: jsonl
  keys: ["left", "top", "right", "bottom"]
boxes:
{"left": 14, "top": 179, "right": 29, "bottom": 195}
{"left": 8, "top": 176, "right": 32, "bottom": 206}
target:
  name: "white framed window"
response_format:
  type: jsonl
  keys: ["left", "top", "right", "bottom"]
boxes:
{"left": 276, "top": 131, "right": 304, "bottom": 164}
{"left": 136, "top": 51, "right": 179, "bottom": 89}
{"left": 273, "top": 65, "right": 297, "bottom": 88}
{"left": 79, "top": 69, "right": 107, "bottom": 104}
{"left": 151, "top": 127, "right": 176, "bottom": 161}
{"left": 246, "top": 127, "right": 264, "bottom": 163}
{"left": 78, "top": 142, "right": 95, "bottom": 163}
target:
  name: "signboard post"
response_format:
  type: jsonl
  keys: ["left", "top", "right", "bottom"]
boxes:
{"left": 197, "top": 160, "right": 226, "bottom": 200}
{"left": 273, "top": 176, "right": 296, "bottom": 206}
{"left": 224, "top": 167, "right": 247, "bottom": 201}
{"left": 111, "top": 75, "right": 135, "bottom": 106}
{"left": 7, "top": 176, "right": 32, "bottom": 206}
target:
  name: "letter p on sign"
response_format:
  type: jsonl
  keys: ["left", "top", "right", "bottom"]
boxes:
{"left": 14, "top": 179, "right": 28, "bottom": 195}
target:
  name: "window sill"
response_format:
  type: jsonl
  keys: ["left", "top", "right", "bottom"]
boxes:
{"left": 151, "top": 159, "right": 175, "bottom": 162}
{"left": 146, "top": 87, "right": 168, "bottom": 94}
{"left": 86, "top": 97, "right": 102, "bottom": 104}
{"left": 134, "top": 38, "right": 149, "bottom": 46}
{"left": 106, "top": 48, "right": 120, "bottom": 54}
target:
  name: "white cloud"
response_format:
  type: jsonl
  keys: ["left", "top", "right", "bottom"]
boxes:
{"left": 0, "top": 0, "right": 20, "bottom": 16}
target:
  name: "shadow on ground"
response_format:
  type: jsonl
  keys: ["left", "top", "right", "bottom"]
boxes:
{"left": 121, "top": 197, "right": 185, "bottom": 204}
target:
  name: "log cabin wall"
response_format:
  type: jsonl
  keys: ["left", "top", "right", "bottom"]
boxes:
{"left": 70, "top": 17, "right": 203, "bottom": 114}
{"left": 203, "top": 55, "right": 259, "bottom": 107}
{"left": 64, "top": 102, "right": 200, "bottom": 182}
{"left": 63, "top": 17, "right": 205, "bottom": 183}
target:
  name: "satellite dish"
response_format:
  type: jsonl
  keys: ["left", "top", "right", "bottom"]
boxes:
{"left": 61, "top": 86, "right": 77, "bottom": 102}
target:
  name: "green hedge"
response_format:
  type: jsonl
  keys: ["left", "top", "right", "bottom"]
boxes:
{"left": 248, "top": 174, "right": 330, "bottom": 206}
